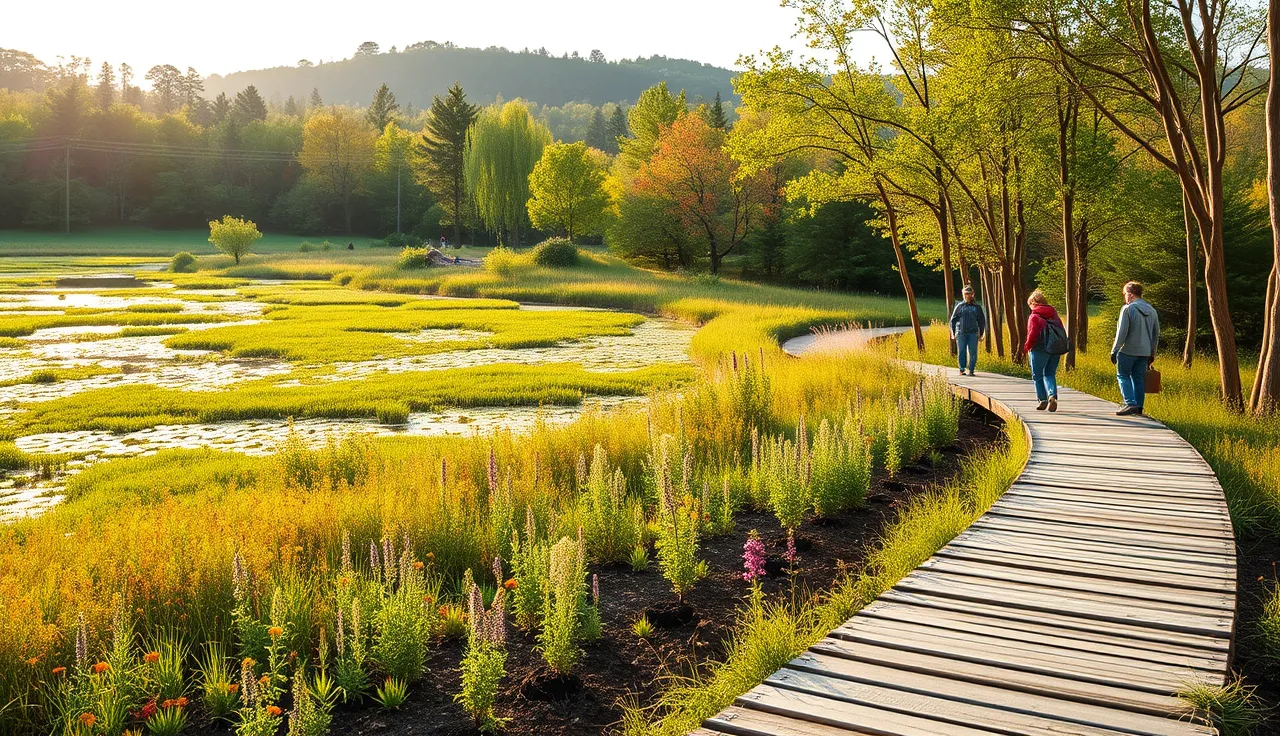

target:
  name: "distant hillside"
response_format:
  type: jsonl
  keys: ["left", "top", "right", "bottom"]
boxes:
{"left": 204, "top": 46, "right": 739, "bottom": 108}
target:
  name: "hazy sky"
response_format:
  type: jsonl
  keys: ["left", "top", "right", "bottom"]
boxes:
{"left": 6, "top": 0, "right": 884, "bottom": 84}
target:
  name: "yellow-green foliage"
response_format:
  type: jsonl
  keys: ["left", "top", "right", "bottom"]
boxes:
{"left": 0, "top": 310, "right": 226, "bottom": 338}
{"left": 162, "top": 300, "right": 639, "bottom": 362}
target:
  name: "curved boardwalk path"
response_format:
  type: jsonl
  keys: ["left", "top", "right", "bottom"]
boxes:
{"left": 695, "top": 334, "right": 1237, "bottom": 736}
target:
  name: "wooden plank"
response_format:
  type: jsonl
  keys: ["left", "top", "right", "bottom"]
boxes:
{"left": 734, "top": 684, "right": 996, "bottom": 736}
{"left": 1020, "top": 466, "right": 1224, "bottom": 491}
{"left": 831, "top": 616, "right": 1217, "bottom": 691}
{"left": 784, "top": 652, "right": 1210, "bottom": 736}
{"left": 987, "top": 504, "right": 1234, "bottom": 538}
{"left": 894, "top": 570, "right": 1234, "bottom": 638}
{"left": 809, "top": 637, "right": 1201, "bottom": 717}
{"left": 1006, "top": 483, "right": 1227, "bottom": 512}
{"left": 860, "top": 599, "right": 1230, "bottom": 666}
{"left": 970, "top": 515, "right": 1236, "bottom": 555}
{"left": 1026, "top": 452, "right": 1215, "bottom": 476}
{"left": 766, "top": 667, "right": 1174, "bottom": 736}
{"left": 934, "top": 544, "right": 1235, "bottom": 594}
{"left": 703, "top": 706, "right": 875, "bottom": 736}
{"left": 1009, "top": 473, "right": 1226, "bottom": 501}
{"left": 877, "top": 589, "right": 1230, "bottom": 654}
{"left": 950, "top": 526, "right": 1237, "bottom": 569}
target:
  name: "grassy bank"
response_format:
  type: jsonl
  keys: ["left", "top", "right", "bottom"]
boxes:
{"left": 0, "top": 228, "right": 384, "bottom": 257}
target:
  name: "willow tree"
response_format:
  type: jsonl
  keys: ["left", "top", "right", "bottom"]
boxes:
{"left": 464, "top": 100, "right": 551, "bottom": 245}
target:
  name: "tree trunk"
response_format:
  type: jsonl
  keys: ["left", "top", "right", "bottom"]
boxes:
{"left": 1181, "top": 190, "right": 1198, "bottom": 368}
{"left": 1075, "top": 226, "right": 1090, "bottom": 353}
{"left": 936, "top": 173, "right": 956, "bottom": 356}
{"left": 1250, "top": 0, "right": 1280, "bottom": 413}
{"left": 1058, "top": 92, "right": 1079, "bottom": 369}
{"left": 878, "top": 182, "right": 924, "bottom": 350}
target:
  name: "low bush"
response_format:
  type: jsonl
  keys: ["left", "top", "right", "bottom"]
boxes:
{"left": 483, "top": 246, "right": 524, "bottom": 277}
{"left": 531, "top": 238, "right": 580, "bottom": 268}
{"left": 397, "top": 247, "right": 433, "bottom": 270}
{"left": 169, "top": 251, "right": 198, "bottom": 273}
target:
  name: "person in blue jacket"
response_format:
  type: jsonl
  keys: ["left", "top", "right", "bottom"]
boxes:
{"left": 1111, "top": 281, "right": 1160, "bottom": 416}
{"left": 949, "top": 285, "right": 987, "bottom": 376}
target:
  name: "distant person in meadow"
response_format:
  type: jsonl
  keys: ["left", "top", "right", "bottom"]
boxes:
{"left": 1024, "top": 290, "right": 1069, "bottom": 412}
{"left": 1111, "top": 281, "right": 1160, "bottom": 416}
{"left": 949, "top": 284, "right": 987, "bottom": 376}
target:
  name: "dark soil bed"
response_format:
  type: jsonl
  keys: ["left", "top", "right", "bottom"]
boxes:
{"left": 1234, "top": 539, "right": 1280, "bottom": 735}
{"left": 189, "top": 404, "right": 1005, "bottom": 736}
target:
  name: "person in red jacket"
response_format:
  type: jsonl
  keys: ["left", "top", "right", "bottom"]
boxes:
{"left": 1023, "top": 289, "right": 1065, "bottom": 412}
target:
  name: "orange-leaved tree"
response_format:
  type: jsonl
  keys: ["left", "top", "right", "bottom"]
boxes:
{"left": 633, "top": 115, "right": 770, "bottom": 274}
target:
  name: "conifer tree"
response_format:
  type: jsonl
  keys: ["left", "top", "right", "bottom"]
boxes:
{"left": 95, "top": 62, "right": 114, "bottom": 112}
{"left": 585, "top": 107, "right": 609, "bottom": 151}
{"left": 416, "top": 82, "right": 480, "bottom": 245}
{"left": 309, "top": 88, "right": 323, "bottom": 109}
{"left": 232, "top": 85, "right": 267, "bottom": 123}
{"left": 707, "top": 91, "right": 728, "bottom": 130}
{"left": 211, "top": 93, "right": 230, "bottom": 124}
{"left": 366, "top": 83, "right": 400, "bottom": 130}
{"left": 606, "top": 104, "right": 628, "bottom": 155}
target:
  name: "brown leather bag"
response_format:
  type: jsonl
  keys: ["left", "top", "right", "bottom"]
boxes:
{"left": 1145, "top": 366, "right": 1162, "bottom": 394}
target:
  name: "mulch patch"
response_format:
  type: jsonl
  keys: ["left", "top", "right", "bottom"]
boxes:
{"left": 1233, "top": 539, "right": 1280, "bottom": 735}
{"left": 188, "top": 404, "right": 1005, "bottom": 736}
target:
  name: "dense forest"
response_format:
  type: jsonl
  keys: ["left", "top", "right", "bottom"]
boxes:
{"left": 205, "top": 43, "right": 738, "bottom": 109}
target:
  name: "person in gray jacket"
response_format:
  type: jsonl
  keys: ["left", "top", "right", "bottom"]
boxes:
{"left": 949, "top": 285, "right": 987, "bottom": 376}
{"left": 1111, "top": 281, "right": 1160, "bottom": 416}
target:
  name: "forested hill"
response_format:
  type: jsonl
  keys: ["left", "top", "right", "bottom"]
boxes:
{"left": 203, "top": 46, "right": 738, "bottom": 108}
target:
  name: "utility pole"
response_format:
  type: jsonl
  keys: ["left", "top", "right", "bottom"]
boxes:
{"left": 64, "top": 138, "right": 71, "bottom": 234}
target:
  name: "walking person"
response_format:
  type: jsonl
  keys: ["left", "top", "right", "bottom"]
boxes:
{"left": 1111, "top": 281, "right": 1160, "bottom": 416}
{"left": 1023, "top": 290, "right": 1069, "bottom": 412}
{"left": 949, "top": 285, "right": 987, "bottom": 376}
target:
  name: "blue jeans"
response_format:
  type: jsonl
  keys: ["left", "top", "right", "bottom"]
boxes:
{"left": 1028, "top": 349, "right": 1060, "bottom": 402}
{"left": 956, "top": 333, "right": 979, "bottom": 373}
{"left": 1116, "top": 352, "right": 1149, "bottom": 408}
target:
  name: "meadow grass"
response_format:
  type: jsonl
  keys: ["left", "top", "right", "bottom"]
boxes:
{"left": 0, "top": 365, "right": 118, "bottom": 388}
{"left": 1, "top": 363, "right": 696, "bottom": 438}
{"left": 0, "top": 310, "right": 227, "bottom": 338}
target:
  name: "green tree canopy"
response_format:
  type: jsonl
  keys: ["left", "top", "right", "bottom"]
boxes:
{"left": 416, "top": 82, "right": 479, "bottom": 244}
{"left": 207, "top": 215, "right": 262, "bottom": 264}
{"left": 527, "top": 141, "right": 610, "bottom": 240}
{"left": 618, "top": 82, "right": 686, "bottom": 170}
{"left": 366, "top": 83, "right": 400, "bottom": 130}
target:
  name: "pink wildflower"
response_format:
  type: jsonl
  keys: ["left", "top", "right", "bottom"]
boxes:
{"left": 742, "top": 533, "right": 767, "bottom": 582}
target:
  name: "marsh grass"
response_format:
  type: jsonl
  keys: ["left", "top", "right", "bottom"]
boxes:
{"left": 1179, "top": 678, "right": 1266, "bottom": 736}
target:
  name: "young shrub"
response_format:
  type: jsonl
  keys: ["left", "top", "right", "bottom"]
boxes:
{"left": 580, "top": 574, "right": 603, "bottom": 643}
{"left": 483, "top": 246, "right": 523, "bottom": 277}
{"left": 231, "top": 551, "right": 268, "bottom": 663}
{"left": 169, "top": 251, "right": 198, "bottom": 273}
{"left": 235, "top": 656, "right": 284, "bottom": 736}
{"left": 333, "top": 598, "right": 369, "bottom": 703}
{"left": 537, "top": 536, "right": 588, "bottom": 674}
{"left": 530, "top": 238, "right": 580, "bottom": 267}
{"left": 438, "top": 604, "right": 469, "bottom": 640}
{"left": 628, "top": 544, "right": 650, "bottom": 572}
{"left": 142, "top": 631, "right": 188, "bottom": 702}
{"left": 196, "top": 642, "right": 239, "bottom": 721}
{"left": 396, "top": 247, "right": 433, "bottom": 270}
{"left": 810, "top": 415, "right": 872, "bottom": 517}
{"left": 758, "top": 421, "right": 811, "bottom": 531}
{"left": 146, "top": 699, "right": 189, "bottom": 736}
{"left": 922, "top": 378, "right": 961, "bottom": 448}
{"left": 373, "top": 677, "right": 409, "bottom": 708}
{"left": 631, "top": 616, "right": 654, "bottom": 639}
{"left": 371, "top": 541, "right": 434, "bottom": 682}
{"left": 510, "top": 508, "right": 551, "bottom": 630}
{"left": 286, "top": 667, "right": 331, "bottom": 736}
{"left": 456, "top": 564, "right": 508, "bottom": 733}
{"left": 654, "top": 458, "right": 706, "bottom": 603}
{"left": 581, "top": 445, "right": 642, "bottom": 564}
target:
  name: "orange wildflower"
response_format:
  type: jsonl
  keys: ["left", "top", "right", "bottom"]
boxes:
{"left": 78, "top": 713, "right": 96, "bottom": 727}
{"left": 504, "top": 578, "right": 518, "bottom": 590}
{"left": 438, "top": 605, "right": 448, "bottom": 616}
{"left": 267, "top": 626, "right": 283, "bottom": 638}
{"left": 51, "top": 666, "right": 66, "bottom": 676}
{"left": 227, "top": 683, "right": 240, "bottom": 693}
{"left": 413, "top": 561, "right": 425, "bottom": 570}
{"left": 176, "top": 697, "right": 188, "bottom": 707}
{"left": 242, "top": 657, "right": 256, "bottom": 667}
{"left": 266, "top": 705, "right": 282, "bottom": 717}
{"left": 259, "top": 674, "right": 270, "bottom": 685}
{"left": 25, "top": 657, "right": 38, "bottom": 666}
{"left": 144, "top": 651, "right": 160, "bottom": 664}
{"left": 91, "top": 662, "right": 110, "bottom": 674}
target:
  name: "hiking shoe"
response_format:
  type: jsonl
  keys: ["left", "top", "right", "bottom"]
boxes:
{"left": 1116, "top": 405, "right": 1141, "bottom": 416}
{"left": 1048, "top": 397, "right": 1058, "bottom": 412}
{"left": 1036, "top": 400, "right": 1049, "bottom": 411}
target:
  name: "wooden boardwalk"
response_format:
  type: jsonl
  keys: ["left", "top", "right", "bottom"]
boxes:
{"left": 697, "top": 355, "right": 1237, "bottom": 736}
